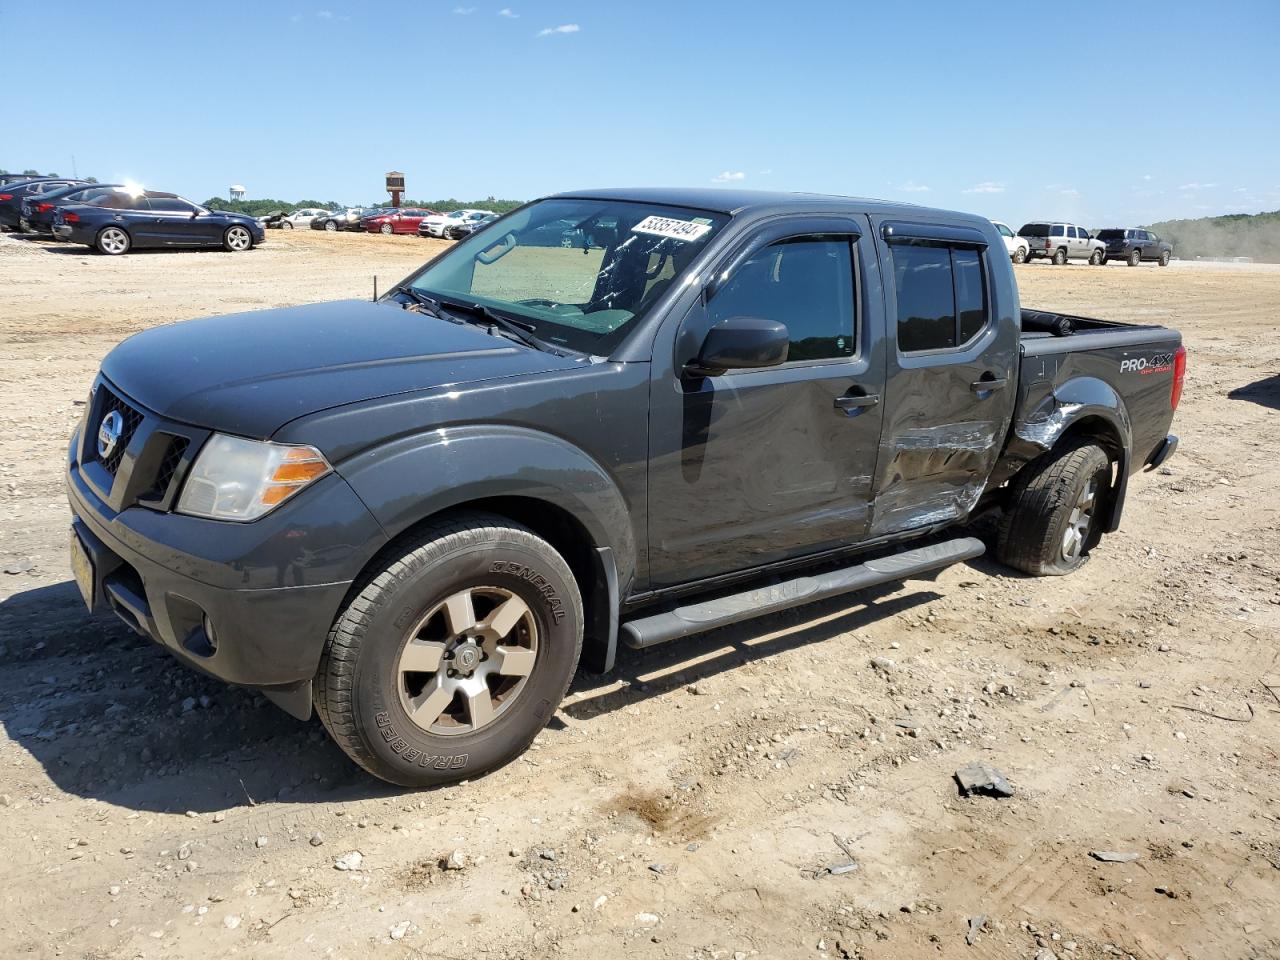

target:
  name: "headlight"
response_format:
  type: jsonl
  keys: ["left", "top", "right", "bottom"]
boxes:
{"left": 176, "top": 434, "right": 330, "bottom": 522}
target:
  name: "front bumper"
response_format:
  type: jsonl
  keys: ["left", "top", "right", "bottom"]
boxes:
{"left": 65, "top": 394, "right": 388, "bottom": 703}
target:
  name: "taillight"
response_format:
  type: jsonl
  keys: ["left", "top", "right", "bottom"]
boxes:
{"left": 63, "top": 212, "right": 80, "bottom": 223}
{"left": 1170, "top": 345, "right": 1186, "bottom": 410}
{"left": 0, "top": 194, "right": 12, "bottom": 201}
{"left": 35, "top": 202, "right": 54, "bottom": 213}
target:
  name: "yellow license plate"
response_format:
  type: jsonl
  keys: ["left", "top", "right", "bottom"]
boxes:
{"left": 70, "top": 531, "right": 94, "bottom": 611}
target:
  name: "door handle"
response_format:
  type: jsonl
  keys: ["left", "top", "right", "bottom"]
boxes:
{"left": 970, "top": 376, "right": 1008, "bottom": 393}
{"left": 834, "top": 393, "right": 880, "bottom": 414}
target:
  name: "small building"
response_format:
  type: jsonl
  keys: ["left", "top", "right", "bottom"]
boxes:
{"left": 230, "top": 184, "right": 246, "bottom": 201}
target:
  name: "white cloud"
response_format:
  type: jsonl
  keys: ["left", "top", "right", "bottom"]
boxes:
{"left": 757, "top": 168, "right": 773, "bottom": 175}
{"left": 453, "top": 5, "right": 476, "bottom": 13}
{"left": 1178, "top": 182, "right": 1217, "bottom": 191}
{"left": 1044, "top": 184, "right": 1079, "bottom": 197}
{"left": 1142, "top": 174, "right": 1153, "bottom": 181}
{"left": 316, "top": 9, "right": 333, "bottom": 18}
{"left": 963, "top": 181, "right": 1005, "bottom": 194}
{"left": 897, "top": 181, "right": 931, "bottom": 193}
{"left": 711, "top": 171, "right": 746, "bottom": 183}
{"left": 537, "top": 23, "right": 579, "bottom": 35}
{"left": 498, "top": 7, "right": 519, "bottom": 17}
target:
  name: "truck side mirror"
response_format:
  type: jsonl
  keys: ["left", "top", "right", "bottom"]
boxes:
{"left": 687, "top": 316, "right": 789, "bottom": 377}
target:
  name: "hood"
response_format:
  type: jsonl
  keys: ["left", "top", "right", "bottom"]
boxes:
{"left": 100, "top": 299, "right": 578, "bottom": 438}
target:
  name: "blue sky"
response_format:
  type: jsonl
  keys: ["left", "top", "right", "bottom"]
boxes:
{"left": 2, "top": 0, "right": 1276, "bottom": 226}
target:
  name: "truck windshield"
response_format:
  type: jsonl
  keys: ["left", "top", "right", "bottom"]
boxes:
{"left": 406, "top": 198, "right": 729, "bottom": 354}
{"left": 1018, "top": 223, "right": 1049, "bottom": 237}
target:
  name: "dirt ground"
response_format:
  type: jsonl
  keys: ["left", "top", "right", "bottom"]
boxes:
{"left": 1, "top": 228, "right": 1278, "bottom": 960}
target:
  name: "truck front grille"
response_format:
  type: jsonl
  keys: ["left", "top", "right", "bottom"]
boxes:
{"left": 95, "top": 388, "right": 144, "bottom": 475}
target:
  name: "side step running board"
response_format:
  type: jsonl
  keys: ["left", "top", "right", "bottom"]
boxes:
{"left": 620, "top": 537, "right": 985, "bottom": 650}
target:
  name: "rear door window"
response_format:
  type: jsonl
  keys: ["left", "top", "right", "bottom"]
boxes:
{"left": 892, "top": 243, "right": 989, "bottom": 353}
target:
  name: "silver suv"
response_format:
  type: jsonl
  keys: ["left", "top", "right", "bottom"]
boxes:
{"left": 1018, "top": 222, "right": 1106, "bottom": 265}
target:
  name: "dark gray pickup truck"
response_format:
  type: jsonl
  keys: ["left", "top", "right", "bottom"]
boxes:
{"left": 67, "top": 188, "right": 1184, "bottom": 786}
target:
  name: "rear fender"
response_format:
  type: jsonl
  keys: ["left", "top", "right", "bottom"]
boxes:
{"left": 1009, "top": 376, "right": 1132, "bottom": 532}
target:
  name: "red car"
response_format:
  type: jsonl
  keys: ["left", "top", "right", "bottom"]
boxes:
{"left": 363, "top": 208, "right": 438, "bottom": 235}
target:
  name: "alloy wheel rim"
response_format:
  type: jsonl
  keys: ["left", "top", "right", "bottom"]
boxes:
{"left": 101, "top": 229, "right": 127, "bottom": 253}
{"left": 228, "top": 227, "right": 250, "bottom": 249}
{"left": 397, "top": 586, "right": 539, "bottom": 736}
{"left": 1061, "top": 477, "right": 1097, "bottom": 562}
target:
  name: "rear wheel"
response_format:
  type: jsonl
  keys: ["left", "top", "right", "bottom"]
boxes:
{"left": 997, "top": 440, "right": 1111, "bottom": 576}
{"left": 1159, "top": 250, "right": 1170, "bottom": 267}
{"left": 1052, "top": 247, "right": 1068, "bottom": 266}
{"left": 1089, "top": 248, "right": 1104, "bottom": 265}
{"left": 223, "top": 225, "right": 253, "bottom": 252}
{"left": 1128, "top": 248, "right": 1141, "bottom": 267}
{"left": 95, "top": 226, "right": 131, "bottom": 256}
{"left": 314, "top": 512, "right": 583, "bottom": 787}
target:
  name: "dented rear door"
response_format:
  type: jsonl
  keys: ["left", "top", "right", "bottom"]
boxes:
{"left": 867, "top": 218, "right": 1020, "bottom": 536}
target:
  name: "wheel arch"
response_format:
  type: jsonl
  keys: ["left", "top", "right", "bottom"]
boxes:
{"left": 1008, "top": 379, "right": 1133, "bottom": 532}
{"left": 334, "top": 425, "right": 637, "bottom": 673}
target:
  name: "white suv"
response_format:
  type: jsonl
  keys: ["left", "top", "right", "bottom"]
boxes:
{"left": 1018, "top": 221, "right": 1106, "bottom": 265}
{"left": 991, "top": 221, "right": 1030, "bottom": 264}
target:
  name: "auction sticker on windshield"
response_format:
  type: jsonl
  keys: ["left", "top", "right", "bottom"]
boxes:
{"left": 631, "top": 215, "right": 713, "bottom": 242}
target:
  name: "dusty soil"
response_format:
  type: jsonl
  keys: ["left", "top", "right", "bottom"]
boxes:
{"left": 1, "top": 229, "right": 1278, "bottom": 960}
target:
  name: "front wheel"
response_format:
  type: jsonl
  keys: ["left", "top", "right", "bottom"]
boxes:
{"left": 1159, "top": 250, "right": 1170, "bottom": 267}
{"left": 223, "top": 225, "right": 253, "bottom": 252}
{"left": 1052, "top": 247, "right": 1068, "bottom": 266}
{"left": 1089, "top": 249, "right": 1104, "bottom": 265}
{"left": 314, "top": 512, "right": 583, "bottom": 787}
{"left": 95, "top": 226, "right": 131, "bottom": 256}
{"left": 997, "top": 441, "right": 1111, "bottom": 576}
{"left": 381, "top": 223, "right": 394, "bottom": 235}
{"left": 282, "top": 221, "right": 294, "bottom": 229}
{"left": 325, "top": 219, "right": 337, "bottom": 232}
{"left": 1012, "top": 247, "right": 1026, "bottom": 264}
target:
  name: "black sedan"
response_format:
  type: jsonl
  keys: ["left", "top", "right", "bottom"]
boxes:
{"left": 311, "top": 207, "right": 370, "bottom": 231}
{"left": 20, "top": 182, "right": 122, "bottom": 235}
{"left": 444, "top": 212, "right": 499, "bottom": 240}
{"left": 52, "top": 191, "right": 265, "bottom": 255}
{"left": 0, "top": 177, "right": 87, "bottom": 230}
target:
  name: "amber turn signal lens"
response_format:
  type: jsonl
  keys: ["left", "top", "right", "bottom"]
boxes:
{"left": 271, "top": 459, "right": 329, "bottom": 483}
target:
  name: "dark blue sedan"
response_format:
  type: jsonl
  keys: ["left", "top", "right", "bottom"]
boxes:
{"left": 52, "top": 190, "right": 265, "bottom": 255}
{"left": 20, "top": 182, "right": 122, "bottom": 235}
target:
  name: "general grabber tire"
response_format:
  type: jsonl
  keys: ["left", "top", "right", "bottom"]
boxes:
{"left": 314, "top": 512, "right": 583, "bottom": 787}
{"left": 996, "top": 440, "right": 1112, "bottom": 577}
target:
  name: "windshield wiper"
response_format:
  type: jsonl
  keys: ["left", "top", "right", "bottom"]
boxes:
{"left": 432, "top": 297, "right": 571, "bottom": 356}
{"left": 397, "top": 287, "right": 456, "bottom": 320}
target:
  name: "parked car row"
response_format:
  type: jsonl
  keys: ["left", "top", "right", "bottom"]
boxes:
{"left": 1014, "top": 221, "right": 1172, "bottom": 266}
{"left": 0, "top": 175, "right": 264, "bottom": 255}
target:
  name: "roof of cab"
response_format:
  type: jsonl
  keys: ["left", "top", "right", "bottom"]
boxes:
{"left": 549, "top": 186, "right": 981, "bottom": 223}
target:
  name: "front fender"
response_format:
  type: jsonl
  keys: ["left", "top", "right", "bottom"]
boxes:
{"left": 336, "top": 424, "right": 638, "bottom": 590}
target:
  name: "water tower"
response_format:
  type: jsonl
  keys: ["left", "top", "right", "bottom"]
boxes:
{"left": 230, "top": 184, "right": 246, "bottom": 201}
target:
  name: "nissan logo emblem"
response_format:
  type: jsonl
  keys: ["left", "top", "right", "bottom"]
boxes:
{"left": 97, "top": 409, "right": 124, "bottom": 460}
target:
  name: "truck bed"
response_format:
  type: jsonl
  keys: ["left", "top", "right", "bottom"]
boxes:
{"left": 1013, "top": 307, "right": 1181, "bottom": 475}
{"left": 1020, "top": 308, "right": 1172, "bottom": 355}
